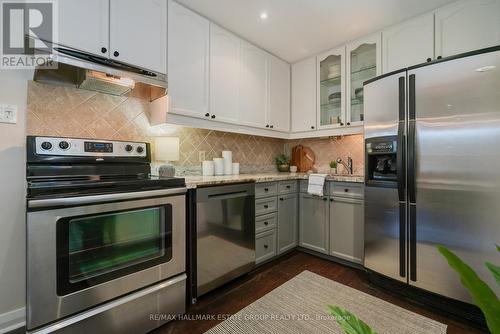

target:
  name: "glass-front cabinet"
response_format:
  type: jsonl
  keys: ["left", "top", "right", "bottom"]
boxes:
{"left": 315, "top": 34, "right": 381, "bottom": 131}
{"left": 317, "top": 46, "right": 345, "bottom": 129}
{"left": 346, "top": 34, "right": 382, "bottom": 127}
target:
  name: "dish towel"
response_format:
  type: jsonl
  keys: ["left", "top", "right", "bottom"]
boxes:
{"left": 307, "top": 174, "right": 327, "bottom": 197}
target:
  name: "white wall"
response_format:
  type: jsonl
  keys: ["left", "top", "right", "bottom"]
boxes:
{"left": 0, "top": 70, "right": 32, "bottom": 333}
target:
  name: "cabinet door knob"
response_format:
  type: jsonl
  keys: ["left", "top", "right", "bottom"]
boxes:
{"left": 311, "top": 126, "right": 315, "bottom": 129}
{"left": 330, "top": 198, "right": 334, "bottom": 202}
{"left": 437, "top": 56, "right": 442, "bottom": 60}
{"left": 340, "top": 122, "right": 344, "bottom": 126}
{"left": 323, "top": 197, "right": 327, "bottom": 201}
{"left": 205, "top": 113, "right": 210, "bottom": 117}
{"left": 264, "top": 204, "right": 269, "bottom": 209}
{"left": 264, "top": 188, "right": 269, "bottom": 192}
{"left": 264, "top": 221, "right": 269, "bottom": 225}
{"left": 266, "top": 124, "right": 270, "bottom": 128}
{"left": 264, "top": 244, "right": 268, "bottom": 249}
{"left": 344, "top": 188, "right": 349, "bottom": 192}
{"left": 101, "top": 47, "right": 107, "bottom": 54}
{"left": 346, "top": 122, "right": 351, "bottom": 126}
{"left": 270, "top": 125, "right": 274, "bottom": 129}
{"left": 426, "top": 57, "right": 432, "bottom": 62}
{"left": 211, "top": 115, "right": 216, "bottom": 119}
{"left": 114, "top": 51, "right": 120, "bottom": 57}
{"left": 286, "top": 185, "right": 290, "bottom": 189}
{"left": 279, "top": 198, "right": 284, "bottom": 201}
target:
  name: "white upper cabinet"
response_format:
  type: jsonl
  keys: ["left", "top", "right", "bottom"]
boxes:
{"left": 346, "top": 33, "right": 381, "bottom": 126}
{"left": 435, "top": 0, "right": 500, "bottom": 58}
{"left": 268, "top": 55, "right": 291, "bottom": 132}
{"left": 109, "top": 0, "right": 167, "bottom": 73}
{"left": 210, "top": 24, "right": 240, "bottom": 124}
{"left": 292, "top": 57, "right": 317, "bottom": 132}
{"left": 317, "top": 46, "right": 346, "bottom": 130}
{"left": 168, "top": 1, "right": 210, "bottom": 119}
{"left": 382, "top": 13, "right": 435, "bottom": 73}
{"left": 58, "top": 0, "right": 109, "bottom": 57}
{"left": 238, "top": 41, "right": 269, "bottom": 129}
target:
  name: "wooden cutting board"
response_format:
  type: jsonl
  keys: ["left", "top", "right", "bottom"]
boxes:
{"left": 291, "top": 145, "right": 315, "bottom": 172}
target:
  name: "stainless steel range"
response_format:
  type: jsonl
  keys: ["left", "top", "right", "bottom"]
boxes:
{"left": 26, "top": 136, "right": 187, "bottom": 334}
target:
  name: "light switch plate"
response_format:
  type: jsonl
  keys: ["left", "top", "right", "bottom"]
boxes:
{"left": 0, "top": 104, "right": 18, "bottom": 124}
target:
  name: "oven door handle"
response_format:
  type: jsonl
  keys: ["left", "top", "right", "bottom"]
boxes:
{"left": 28, "top": 187, "right": 187, "bottom": 209}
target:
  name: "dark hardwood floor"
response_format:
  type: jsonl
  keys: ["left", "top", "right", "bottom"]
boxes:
{"left": 153, "top": 251, "right": 486, "bottom": 334}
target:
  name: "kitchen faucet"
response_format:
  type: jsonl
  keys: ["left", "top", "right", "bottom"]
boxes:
{"left": 336, "top": 157, "right": 353, "bottom": 175}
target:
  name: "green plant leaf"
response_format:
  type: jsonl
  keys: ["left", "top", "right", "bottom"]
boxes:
{"left": 486, "top": 262, "right": 500, "bottom": 287}
{"left": 327, "top": 305, "right": 378, "bottom": 334}
{"left": 437, "top": 246, "right": 500, "bottom": 334}
{"left": 496, "top": 245, "right": 500, "bottom": 253}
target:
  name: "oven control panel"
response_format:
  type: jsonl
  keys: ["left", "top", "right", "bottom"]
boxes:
{"left": 35, "top": 136, "right": 147, "bottom": 157}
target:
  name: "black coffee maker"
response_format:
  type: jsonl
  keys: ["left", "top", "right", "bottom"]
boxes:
{"left": 365, "top": 136, "right": 398, "bottom": 185}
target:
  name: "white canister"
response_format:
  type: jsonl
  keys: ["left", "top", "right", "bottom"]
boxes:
{"left": 232, "top": 163, "right": 240, "bottom": 175}
{"left": 202, "top": 160, "right": 215, "bottom": 176}
{"left": 222, "top": 150, "right": 233, "bottom": 175}
{"left": 213, "top": 158, "right": 224, "bottom": 175}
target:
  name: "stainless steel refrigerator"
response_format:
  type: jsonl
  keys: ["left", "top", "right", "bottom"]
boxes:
{"left": 363, "top": 46, "right": 500, "bottom": 304}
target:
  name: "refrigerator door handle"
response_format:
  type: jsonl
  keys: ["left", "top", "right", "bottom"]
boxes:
{"left": 399, "top": 202, "right": 406, "bottom": 277}
{"left": 409, "top": 204, "right": 417, "bottom": 281}
{"left": 408, "top": 74, "right": 416, "bottom": 203}
{"left": 408, "top": 73, "right": 417, "bottom": 282}
{"left": 397, "top": 76, "right": 406, "bottom": 202}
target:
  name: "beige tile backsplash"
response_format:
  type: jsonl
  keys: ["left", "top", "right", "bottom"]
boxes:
{"left": 285, "top": 135, "right": 364, "bottom": 175}
{"left": 27, "top": 81, "right": 364, "bottom": 175}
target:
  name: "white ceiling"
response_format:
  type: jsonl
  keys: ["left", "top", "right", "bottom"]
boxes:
{"left": 176, "top": 0, "right": 455, "bottom": 63}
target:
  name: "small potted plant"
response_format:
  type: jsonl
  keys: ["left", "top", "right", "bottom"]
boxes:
{"left": 275, "top": 154, "right": 291, "bottom": 172}
{"left": 329, "top": 160, "right": 337, "bottom": 174}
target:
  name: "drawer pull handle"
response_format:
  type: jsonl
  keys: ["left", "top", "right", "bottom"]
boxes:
{"left": 330, "top": 198, "right": 334, "bottom": 202}
{"left": 264, "top": 244, "right": 268, "bottom": 249}
{"left": 264, "top": 188, "right": 269, "bottom": 192}
{"left": 344, "top": 189, "right": 349, "bottom": 192}
{"left": 264, "top": 205, "right": 269, "bottom": 209}
{"left": 286, "top": 185, "right": 291, "bottom": 189}
{"left": 264, "top": 221, "right": 269, "bottom": 225}
{"left": 279, "top": 198, "right": 284, "bottom": 201}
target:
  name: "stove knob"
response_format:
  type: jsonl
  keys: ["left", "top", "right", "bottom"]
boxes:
{"left": 59, "top": 141, "right": 70, "bottom": 150}
{"left": 136, "top": 146, "right": 144, "bottom": 154}
{"left": 125, "top": 144, "right": 133, "bottom": 152}
{"left": 41, "top": 141, "right": 52, "bottom": 150}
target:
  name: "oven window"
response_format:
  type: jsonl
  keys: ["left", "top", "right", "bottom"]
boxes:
{"left": 57, "top": 205, "right": 173, "bottom": 295}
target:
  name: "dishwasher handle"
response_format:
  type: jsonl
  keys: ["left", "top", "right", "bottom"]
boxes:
{"left": 207, "top": 191, "right": 250, "bottom": 201}
{"left": 196, "top": 183, "right": 255, "bottom": 202}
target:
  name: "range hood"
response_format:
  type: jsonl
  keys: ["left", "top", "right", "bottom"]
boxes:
{"left": 33, "top": 46, "right": 167, "bottom": 102}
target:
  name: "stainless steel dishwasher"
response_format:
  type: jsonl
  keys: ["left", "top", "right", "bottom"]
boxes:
{"left": 195, "top": 183, "right": 255, "bottom": 297}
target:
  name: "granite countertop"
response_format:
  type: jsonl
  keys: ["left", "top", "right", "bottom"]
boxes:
{"left": 183, "top": 173, "right": 364, "bottom": 188}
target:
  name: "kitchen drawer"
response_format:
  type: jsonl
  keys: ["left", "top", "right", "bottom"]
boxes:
{"left": 255, "top": 197, "right": 278, "bottom": 216}
{"left": 278, "top": 180, "right": 297, "bottom": 194}
{"left": 330, "top": 182, "right": 364, "bottom": 199}
{"left": 255, "top": 229, "right": 277, "bottom": 264}
{"left": 299, "top": 180, "right": 329, "bottom": 195}
{"left": 255, "top": 182, "right": 278, "bottom": 198}
{"left": 256, "top": 212, "right": 277, "bottom": 234}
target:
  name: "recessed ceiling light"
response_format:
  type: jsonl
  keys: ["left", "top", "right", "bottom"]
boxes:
{"left": 476, "top": 65, "right": 496, "bottom": 72}
{"left": 260, "top": 12, "right": 268, "bottom": 20}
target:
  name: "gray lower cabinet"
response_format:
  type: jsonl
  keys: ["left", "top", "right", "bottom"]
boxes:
{"left": 299, "top": 193, "right": 329, "bottom": 254}
{"left": 329, "top": 196, "right": 364, "bottom": 264}
{"left": 277, "top": 193, "right": 298, "bottom": 254}
{"left": 255, "top": 229, "right": 277, "bottom": 264}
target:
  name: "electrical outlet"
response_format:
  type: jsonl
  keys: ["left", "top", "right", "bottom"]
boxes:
{"left": 198, "top": 151, "right": 206, "bottom": 162}
{"left": 0, "top": 104, "right": 18, "bottom": 124}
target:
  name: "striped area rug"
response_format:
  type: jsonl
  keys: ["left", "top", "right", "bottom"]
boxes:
{"left": 205, "top": 270, "right": 447, "bottom": 334}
